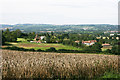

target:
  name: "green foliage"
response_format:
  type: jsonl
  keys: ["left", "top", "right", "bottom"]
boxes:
{"left": 91, "top": 43, "right": 102, "bottom": 52}
{"left": 2, "top": 29, "right": 22, "bottom": 43}
{"left": 111, "top": 45, "right": 119, "bottom": 55}
{"left": 46, "top": 47, "right": 57, "bottom": 52}
{"left": 100, "top": 71, "right": 120, "bottom": 78}
{"left": 27, "top": 32, "right": 35, "bottom": 40}
{"left": 104, "top": 49, "right": 111, "bottom": 53}
{"left": 37, "top": 49, "right": 42, "bottom": 52}
{"left": 2, "top": 31, "right": 5, "bottom": 45}
{"left": 2, "top": 28, "right": 119, "bottom": 54}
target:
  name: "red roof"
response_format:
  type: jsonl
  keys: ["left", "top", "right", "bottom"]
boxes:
{"left": 75, "top": 41, "right": 80, "bottom": 43}
{"left": 82, "top": 40, "right": 97, "bottom": 43}
{"left": 102, "top": 44, "right": 110, "bottom": 46}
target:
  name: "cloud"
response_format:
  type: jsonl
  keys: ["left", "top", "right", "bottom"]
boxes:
{"left": 0, "top": 0, "right": 118, "bottom": 24}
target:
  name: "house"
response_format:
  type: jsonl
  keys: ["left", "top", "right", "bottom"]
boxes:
{"left": 96, "top": 37, "right": 101, "bottom": 39}
{"left": 102, "top": 37, "right": 106, "bottom": 39}
{"left": 117, "top": 34, "right": 120, "bottom": 36}
{"left": 34, "top": 34, "right": 41, "bottom": 43}
{"left": 102, "top": 44, "right": 110, "bottom": 47}
{"left": 102, "top": 43, "right": 112, "bottom": 49}
{"left": 40, "top": 36, "right": 45, "bottom": 40}
{"left": 107, "top": 37, "right": 109, "bottom": 39}
{"left": 110, "top": 34, "right": 114, "bottom": 36}
{"left": 112, "top": 37, "right": 114, "bottom": 39}
{"left": 116, "top": 37, "right": 119, "bottom": 40}
{"left": 75, "top": 41, "right": 80, "bottom": 44}
{"left": 34, "top": 34, "right": 45, "bottom": 43}
{"left": 82, "top": 40, "right": 97, "bottom": 46}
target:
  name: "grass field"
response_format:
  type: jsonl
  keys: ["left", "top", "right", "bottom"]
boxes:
{"left": 5, "top": 38, "right": 83, "bottom": 51}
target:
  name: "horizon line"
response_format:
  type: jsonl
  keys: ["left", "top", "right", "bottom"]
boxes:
{"left": 0, "top": 23, "right": 118, "bottom": 25}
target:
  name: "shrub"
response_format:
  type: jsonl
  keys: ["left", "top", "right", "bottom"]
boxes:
{"left": 37, "top": 49, "right": 43, "bottom": 52}
{"left": 104, "top": 49, "right": 111, "bottom": 53}
{"left": 18, "top": 47, "right": 26, "bottom": 51}
{"left": 10, "top": 46, "right": 19, "bottom": 50}
{"left": 28, "top": 48, "right": 35, "bottom": 51}
{"left": 45, "top": 47, "right": 57, "bottom": 52}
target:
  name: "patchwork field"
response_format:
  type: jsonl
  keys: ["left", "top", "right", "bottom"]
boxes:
{"left": 2, "top": 50, "right": 119, "bottom": 78}
{"left": 5, "top": 41, "right": 83, "bottom": 51}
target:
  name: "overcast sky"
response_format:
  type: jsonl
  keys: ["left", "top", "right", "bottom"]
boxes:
{"left": 0, "top": 0, "right": 119, "bottom": 25}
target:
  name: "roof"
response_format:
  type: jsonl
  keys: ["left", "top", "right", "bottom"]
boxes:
{"left": 75, "top": 41, "right": 80, "bottom": 43}
{"left": 35, "top": 34, "right": 45, "bottom": 39}
{"left": 102, "top": 44, "right": 110, "bottom": 46}
{"left": 82, "top": 40, "right": 97, "bottom": 43}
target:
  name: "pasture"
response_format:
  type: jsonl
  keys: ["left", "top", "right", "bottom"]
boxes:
{"left": 5, "top": 38, "right": 83, "bottom": 51}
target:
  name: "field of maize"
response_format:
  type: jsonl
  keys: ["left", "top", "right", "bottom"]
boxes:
{"left": 1, "top": 50, "right": 119, "bottom": 78}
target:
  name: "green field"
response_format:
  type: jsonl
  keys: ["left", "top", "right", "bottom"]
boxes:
{"left": 7, "top": 38, "right": 83, "bottom": 51}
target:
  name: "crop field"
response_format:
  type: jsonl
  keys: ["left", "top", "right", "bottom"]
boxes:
{"left": 2, "top": 50, "right": 119, "bottom": 78}
{"left": 5, "top": 42, "right": 82, "bottom": 51}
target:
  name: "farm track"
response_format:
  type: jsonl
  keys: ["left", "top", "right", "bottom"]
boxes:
{"left": 1, "top": 50, "right": 119, "bottom": 78}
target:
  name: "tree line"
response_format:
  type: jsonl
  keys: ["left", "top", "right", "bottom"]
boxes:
{"left": 1, "top": 29, "right": 119, "bottom": 54}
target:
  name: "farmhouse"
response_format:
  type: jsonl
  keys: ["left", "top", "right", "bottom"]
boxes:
{"left": 110, "top": 34, "right": 114, "bottom": 36}
{"left": 34, "top": 34, "right": 45, "bottom": 43}
{"left": 102, "top": 37, "right": 106, "bottom": 39}
{"left": 75, "top": 40, "right": 80, "bottom": 44}
{"left": 96, "top": 37, "right": 101, "bottom": 39}
{"left": 116, "top": 37, "right": 119, "bottom": 40}
{"left": 112, "top": 37, "right": 114, "bottom": 39}
{"left": 102, "top": 43, "right": 112, "bottom": 49}
{"left": 102, "top": 44, "right": 111, "bottom": 47}
{"left": 82, "top": 40, "right": 97, "bottom": 46}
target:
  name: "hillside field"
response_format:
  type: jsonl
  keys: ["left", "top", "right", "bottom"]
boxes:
{"left": 4, "top": 38, "right": 83, "bottom": 51}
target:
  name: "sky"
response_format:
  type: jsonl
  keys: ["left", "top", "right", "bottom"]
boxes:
{"left": 0, "top": 0, "right": 119, "bottom": 25}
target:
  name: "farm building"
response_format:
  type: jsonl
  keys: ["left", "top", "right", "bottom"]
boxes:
{"left": 102, "top": 43, "right": 112, "bottom": 49}
{"left": 102, "top": 44, "right": 111, "bottom": 47}
{"left": 116, "top": 37, "right": 119, "bottom": 40}
{"left": 34, "top": 34, "right": 46, "bottom": 43}
{"left": 75, "top": 41, "right": 80, "bottom": 44}
{"left": 82, "top": 40, "right": 97, "bottom": 46}
{"left": 102, "top": 37, "right": 106, "bottom": 39}
{"left": 110, "top": 34, "right": 114, "bottom": 36}
{"left": 96, "top": 36, "right": 101, "bottom": 39}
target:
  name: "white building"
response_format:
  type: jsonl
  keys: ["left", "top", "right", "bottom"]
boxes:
{"left": 40, "top": 36, "right": 45, "bottom": 40}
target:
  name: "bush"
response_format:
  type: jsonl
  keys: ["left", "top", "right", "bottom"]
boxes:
{"left": 18, "top": 47, "right": 26, "bottom": 51}
{"left": 45, "top": 47, "right": 57, "bottom": 52}
{"left": 105, "top": 49, "right": 111, "bottom": 53}
{"left": 10, "top": 46, "right": 19, "bottom": 50}
{"left": 37, "top": 49, "right": 43, "bottom": 52}
{"left": 28, "top": 48, "right": 35, "bottom": 51}
{"left": 57, "top": 49, "right": 68, "bottom": 53}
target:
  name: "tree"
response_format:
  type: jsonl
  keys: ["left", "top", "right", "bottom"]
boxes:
{"left": 2, "top": 29, "right": 21, "bottom": 43}
{"left": 46, "top": 36, "right": 50, "bottom": 43}
{"left": 105, "top": 49, "right": 111, "bottom": 53}
{"left": 15, "top": 29, "right": 22, "bottom": 38}
{"left": 51, "top": 32, "right": 54, "bottom": 36}
{"left": 27, "top": 32, "right": 35, "bottom": 41}
{"left": 91, "top": 43, "right": 102, "bottom": 52}
{"left": 46, "top": 47, "right": 57, "bottom": 52}
{"left": 111, "top": 45, "right": 119, "bottom": 55}
{"left": 4, "top": 28, "right": 11, "bottom": 42}
{"left": 1, "top": 30, "right": 5, "bottom": 45}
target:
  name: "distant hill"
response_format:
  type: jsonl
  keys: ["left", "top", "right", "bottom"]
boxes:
{"left": 0, "top": 24, "right": 118, "bottom": 33}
